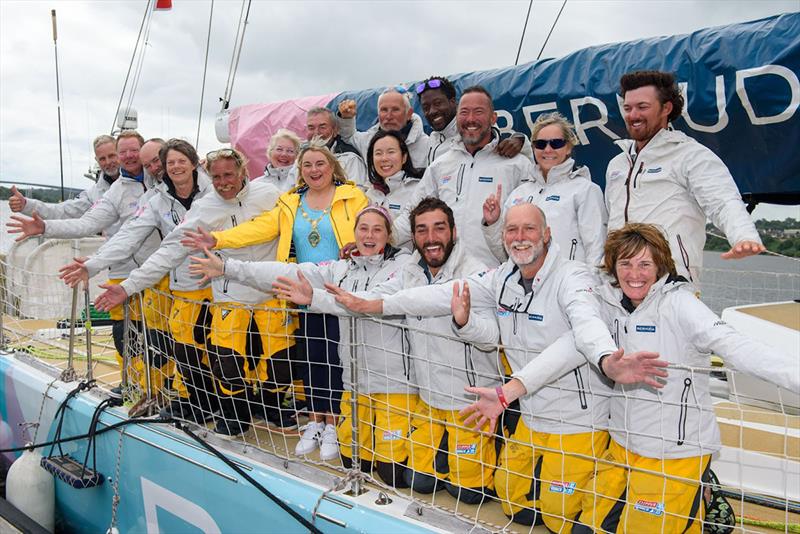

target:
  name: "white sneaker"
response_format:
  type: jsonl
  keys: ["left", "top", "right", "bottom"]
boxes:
{"left": 319, "top": 424, "right": 340, "bottom": 461}
{"left": 295, "top": 422, "right": 324, "bottom": 456}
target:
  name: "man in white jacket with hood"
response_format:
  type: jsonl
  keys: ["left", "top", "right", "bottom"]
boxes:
{"left": 605, "top": 70, "right": 764, "bottom": 284}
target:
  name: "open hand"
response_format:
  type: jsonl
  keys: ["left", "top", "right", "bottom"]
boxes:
{"left": 7, "top": 211, "right": 45, "bottom": 242}
{"left": 273, "top": 271, "right": 314, "bottom": 305}
{"left": 188, "top": 247, "right": 224, "bottom": 284}
{"left": 181, "top": 226, "right": 216, "bottom": 250}
{"left": 59, "top": 256, "right": 89, "bottom": 288}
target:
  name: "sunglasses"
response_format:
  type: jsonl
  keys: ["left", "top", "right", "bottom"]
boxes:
{"left": 415, "top": 79, "right": 443, "bottom": 94}
{"left": 206, "top": 148, "right": 243, "bottom": 164}
{"left": 533, "top": 138, "right": 567, "bottom": 150}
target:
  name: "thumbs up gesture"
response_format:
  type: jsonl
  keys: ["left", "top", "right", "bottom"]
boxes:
{"left": 8, "top": 186, "right": 27, "bottom": 212}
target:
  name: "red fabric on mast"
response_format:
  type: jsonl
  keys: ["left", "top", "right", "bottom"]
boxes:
{"left": 154, "top": 0, "right": 172, "bottom": 10}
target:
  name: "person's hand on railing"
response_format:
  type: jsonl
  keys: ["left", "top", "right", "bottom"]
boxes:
{"left": 601, "top": 348, "right": 668, "bottom": 388}
{"left": 181, "top": 226, "right": 216, "bottom": 250}
{"left": 59, "top": 257, "right": 89, "bottom": 288}
{"left": 7, "top": 211, "right": 44, "bottom": 242}
{"left": 324, "top": 283, "right": 383, "bottom": 314}
{"left": 8, "top": 186, "right": 27, "bottom": 212}
{"left": 94, "top": 283, "right": 128, "bottom": 312}
{"left": 188, "top": 247, "right": 224, "bottom": 284}
{"left": 273, "top": 271, "right": 313, "bottom": 306}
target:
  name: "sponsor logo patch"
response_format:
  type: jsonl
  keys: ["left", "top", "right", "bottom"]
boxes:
{"left": 441, "top": 175, "right": 452, "bottom": 184}
{"left": 478, "top": 176, "right": 494, "bottom": 183}
{"left": 455, "top": 444, "right": 477, "bottom": 455}
{"left": 635, "top": 325, "right": 656, "bottom": 333}
{"left": 609, "top": 170, "right": 624, "bottom": 180}
{"left": 511, "top": 197, "right": 525, "bottom": 205}
{"left": 221, "top": 309, "right": 231, "bottom": 320}
{"left": 528, "top": 313, "right": 543, "bottom": 321}
{"left": 646, "top": 167, "right": 662, "bottom": 174}
{"left": 382, "top": 430, "right": 403, "bottom": 441}
{"left": 389, "top": 203, "right": 401, "bottom": 210}
{"left": 713, "top": 320, "right": 727, "bottom": 327}
{"left": 545, "top": 195, "right": 561, "bottom": 201}
{"left": 548, "top": 481, "right": 576, "bottom": 495}
{"left": 497, "top": 308, "right": 511, "bottom": 318}
{"left": 634, "top": 499, "right": 664, "bottom": 516}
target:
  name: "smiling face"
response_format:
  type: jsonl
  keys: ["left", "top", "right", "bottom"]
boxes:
{"left": 623, "top": 85, "right": 672, "bottom": 150}
{"left": 413, "top": 208, "right": 455, "bottom": 273}
{"left": 355, "top": 211, "right": 390, "bottom": 257}
{"left": 94, "top": 141, "right": 120, "bottom": 178}
{"left": 615, "top": 246, "right": 659, "bottom": 307}
{"left": 371, "top": 135, "right": 407, "bottom": 179}
{"left": 269, "top": 138, "right": 298, "bottom": 168}
{"left": 140, "top": 141, "right": 164, "bottom": 180}
{"left": 420, "top": 88, "right": 457, "bottom": 132}
{"left": 306, "top": 111, "right": 337, "bottom": 142}
{"left": 300, "top": 149, "right": 335, "bottom": 191}
{"left": 165, "top": 149, "right": 195, "bottom": 189}
{"left": 209, "top": 158, "right": 245, "bottom": 200}
{"left": 117, "top": 137, "right": 143, "bottom": 175}
{"left": 533, "top": 124, "right": 571, "bottom": 177}
{"left": 502, "top": 203, "right": 550, "bottom": 269}
{"left": 378, "top": 91, "right": 412, "bottom": 132}
{"left": 457, "top": 92, "right": 496, "bottom": 150}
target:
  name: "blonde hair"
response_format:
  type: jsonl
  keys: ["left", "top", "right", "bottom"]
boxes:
{"left": 267, "top": 129, "right": 302, "bottom": 157}
{"left": 116, "top": 129, "right": 145, "bottom": 148}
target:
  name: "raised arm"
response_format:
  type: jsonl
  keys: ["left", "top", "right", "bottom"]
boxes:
{"left": 83, "top": 201, "right": 159, "bottom": 277}
{"left": 42, "top": 194, "right": 121, "bottom": 239}
{"left": 211, "top": 202, "right": 281, "bottom": 250}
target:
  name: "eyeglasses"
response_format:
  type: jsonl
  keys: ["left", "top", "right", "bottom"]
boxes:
{"left": 533, "top": 138, "right": 567, "bottom": 150}
{"left": 497, "top": 267, "right": 535, "bottom": 313}
{"left": 415, "top": 79, "right": 443, "bottom": 94}
{"left": 272, "top": 147, "right": 297, "bottom": 155}
{"left": 206, "top": 148, "right": 243, "bottom": 165}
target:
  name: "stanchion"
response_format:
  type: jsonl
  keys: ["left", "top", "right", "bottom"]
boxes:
{"left": 84, "top": 286, "right": 93, "bottom": 380}
{"left": 346, "top": 316, "right": 367, "bottom": 496}
{"left": 60, "top": 285, "right": 78, "bottom": 382}
{"left": 120, "top": 298, "right": 131, "bottom": 391}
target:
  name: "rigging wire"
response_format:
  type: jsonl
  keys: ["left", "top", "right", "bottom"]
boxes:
{"left": 536, "top": 0, "right": 568, "bottom": 61}
{"left": 196, "top": 0, "right": 215, "bottom": 148}
{"left": 514, "top": 0, "right": 534, "bottom": 66}
{"left": 111, "top": 0, "right": 152, "bottom": 134}
{"left": 221, "top": 0, "right": 252, "bottom": 109}
{"left": 125, "top": 4, "right": 156, "bottom": 119}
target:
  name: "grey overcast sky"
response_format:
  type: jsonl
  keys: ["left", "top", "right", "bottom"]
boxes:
{"left": 1, "top": 0, "right": 798, "bottom": 220}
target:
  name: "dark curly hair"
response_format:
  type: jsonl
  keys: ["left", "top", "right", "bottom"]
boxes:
{"left": 620, "top": 70, "right": 684, "bottom": 122}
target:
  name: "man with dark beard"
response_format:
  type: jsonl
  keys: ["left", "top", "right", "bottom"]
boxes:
{"left": 393, "top": 86, "right": 533, "bottom": 267}
{"left": 319, "top": 197, "right": 502, "bottom": 504}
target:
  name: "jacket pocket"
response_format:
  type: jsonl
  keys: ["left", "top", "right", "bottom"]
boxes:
{"left": 677, "top": 377, "right": 692, "bottom": 446}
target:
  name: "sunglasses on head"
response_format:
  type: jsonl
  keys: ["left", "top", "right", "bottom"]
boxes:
{"left": 415, "top": 79, "right": 443, "bottom": 94}
{"left": 533, "top": 138, "right": 567, "bottom": 150}
{"left": 206, "top": 148, "right": 244, "bottom": 166}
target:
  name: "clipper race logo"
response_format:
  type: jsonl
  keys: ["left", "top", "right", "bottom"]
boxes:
{"left": 548, "top": 481, "right": 576, "bottom": 495}
{"left": 634, "top": 499, "right": 665, "bottom": 516}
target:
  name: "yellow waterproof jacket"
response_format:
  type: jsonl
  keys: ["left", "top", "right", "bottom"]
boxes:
{"left": 211, "top": 182, "right": 368, "bottom": 261}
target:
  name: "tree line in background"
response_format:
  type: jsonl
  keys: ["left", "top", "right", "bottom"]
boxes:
{"left": 1, "top": 186, "right": 798, "bottom": 257}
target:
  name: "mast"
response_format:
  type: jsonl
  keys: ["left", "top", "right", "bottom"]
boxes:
{"left": 51, "top": 10, "right": 65, "bottom": 201}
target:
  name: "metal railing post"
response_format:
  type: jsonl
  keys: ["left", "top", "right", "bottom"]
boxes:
{"left": 84, "top": 286, "right": 93, "bottom": 380}
{"left": 347, "top": 316, "right": 366, "bottom": 496}
{"left": 138, "top": 293, "right": 153, "bottom": 403}
{"left": 0, "top": 258, "right": 6, "bottom": 351}
{"left": 60, "top": 285, "right": 78, "bottom": 382}
{"left": 120, "top": 297, "right": 131, "bottom": 390}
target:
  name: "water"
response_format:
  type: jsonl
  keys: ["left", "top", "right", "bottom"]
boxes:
{"left": 1, "top": 201, "right": 797, "bottom": 314}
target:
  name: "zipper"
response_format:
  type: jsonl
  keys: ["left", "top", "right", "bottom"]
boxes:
{"left": 569, "top": 239, "right": 578, "bottom": 261}
{"left": 455, "top": 163, "right": 466, "bottom": 200}
{"left": 223, "top": 279, "right": 230, "bottom": 294}
{"left": 612, "top": 318, "right": 620, "bottom": 345}
{"left": 677, "top": 377, "right": 692, "bottom": 445}
{"left": 231, "top": 214, "right": 238, "bottom": 227}
{"left": 464, "top": 344, "right": 477, "bottom": 387}
{"left": 676, "top": 234, "right": 694, "bottom": 283}
{"left": 573, "top": 368, "right": 588, "bottom": 410}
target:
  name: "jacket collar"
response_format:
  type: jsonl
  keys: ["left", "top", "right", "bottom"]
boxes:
{"left": 597, "top": 272, "right": 689, "bottom": 311}
{"left": 432, "top": 117, "right": 458, "bottom": 141}
{"left": 265, "top": 164, "right": 292, "bottom": 181}
{"left": 407, "top": 240, "right": 467, "bottom": 283}
{"left": 367, "top": 113, "right": 426, "bottom": 144}
{"left": 614, "top": 127, "right": 692, "bottom": 161}
{"left": 529, "top": 158, "right": 589, "bottom": 185}
{"left": 451, "top": 128, "right": 500, "bottom": 157}
{"left": 499, "top": 242, "right": 563, "bottom": 294}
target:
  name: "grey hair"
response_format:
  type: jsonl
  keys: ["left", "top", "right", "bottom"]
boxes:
{"left": 503, "top": 201, "right": 548, "bottom": 228}
{"left": 92, "top": 134, "right": 116, "bottom": 151}
{"left": 531, "top": 112, "right": 579, "bottom": 148}
{"left": 267, "top": 128, "right": 302, "bottom": 156}
{"left": 379, "top": 87, "right": 412, "bottom": 114}
{"left": 306, "top": 107, "right": 336, "bottom": 122}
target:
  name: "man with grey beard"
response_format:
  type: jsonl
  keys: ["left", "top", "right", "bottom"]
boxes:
{"left": 332, "top": 201, "right": 665, "bottom": 529}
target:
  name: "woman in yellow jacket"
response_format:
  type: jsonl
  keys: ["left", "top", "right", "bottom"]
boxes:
{"left": 186, "top": 143, "right": 367, "bottom": 459}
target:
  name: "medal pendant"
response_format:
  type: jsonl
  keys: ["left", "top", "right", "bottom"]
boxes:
{"left": 308, "top": 229, "right": 321, "bottom": 247}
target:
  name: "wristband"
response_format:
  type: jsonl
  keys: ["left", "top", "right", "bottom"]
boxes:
{"left": 495, "top": 386, "right": 510, "bottom": 409}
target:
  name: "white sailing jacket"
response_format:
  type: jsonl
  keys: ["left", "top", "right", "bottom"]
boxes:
{"left": 84, "top": 173, "right": 213, "bottom": 291}
{"left": 382, "top": 244, "right": 618, "bottom": 434}
{"left": 338, "top": 113, "right": 430, "bottom": 170}
{"left": 595, "top": 274, "right": 799, "bottom": 459}
{"left": 393, "top": 133, "right": 534, "bottom": 268}
{"left": 483, "top": 158, "right": 607, "bottom": 267}
{"left": 348, "top": 243, "right": 500, "bottom": 410}
{"left": 254, "top": 164, "right": 297, "bottom": 194}
{"left": 42, "top": 172, "right": 161, "bottom": 279}
{"left": 365, "top": 170, "right": 422, "bottom": 221}
{"left": 120, "top": 179, "right": 281, "bottom": 303}
{"left": 224, "top": 247, "right": 414, "bottom": 394}
{"left": 22, "top": 171, "right": 117, "bottom": 220}
{"left": 605, "top": 128, "right": 761, "bottom": 283}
